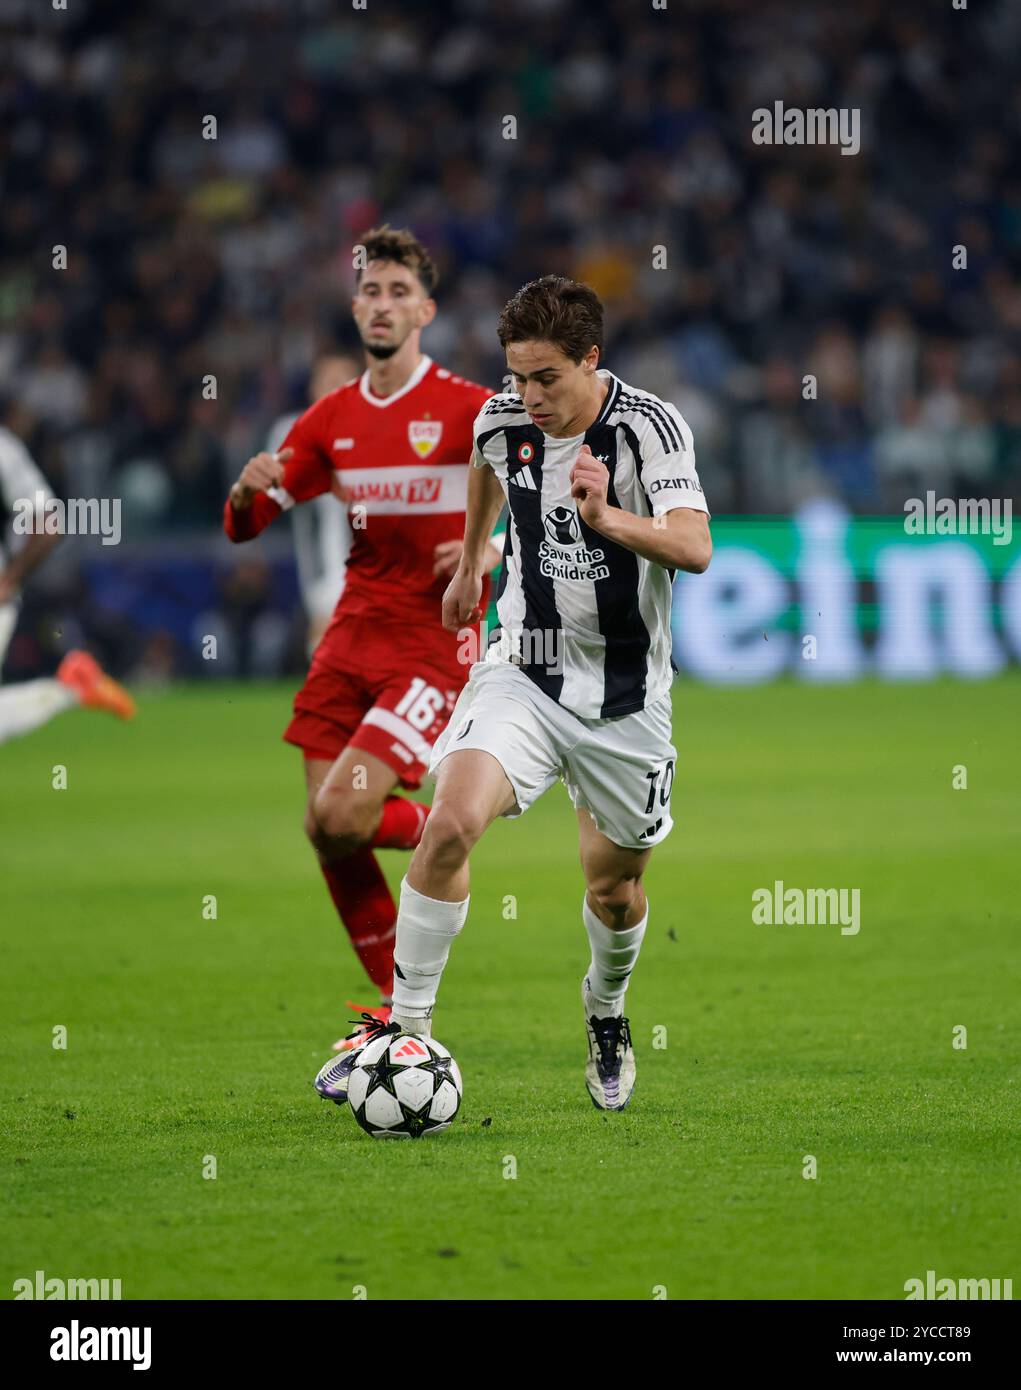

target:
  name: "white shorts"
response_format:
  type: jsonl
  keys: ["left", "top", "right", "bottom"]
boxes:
{"left": 429, "top": 660, "right": 677, "bottom": 850}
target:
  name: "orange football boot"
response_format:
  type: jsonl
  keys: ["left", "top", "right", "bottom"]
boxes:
{"left": 56, "top": 650, "right": 136, "bottom": 720}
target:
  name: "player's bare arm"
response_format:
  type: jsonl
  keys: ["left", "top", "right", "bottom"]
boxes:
{"left": 569, "top": 444, "right": 712, "bottom": 573}
{"left": 441, "top": 457, "right": 505, "bottom": 630}
{"left": 229, "top": 446, "right": 293, "bottom": 511}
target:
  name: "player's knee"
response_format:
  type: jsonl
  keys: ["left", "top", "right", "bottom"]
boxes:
{"left": 419, "top": 800, "right": 485, "bottom": 868}
{"left": 310, "top": 786, "right": 374, "bottom": 852}
{"left": 588, "top": 874, "right": 643, "bottom": 924}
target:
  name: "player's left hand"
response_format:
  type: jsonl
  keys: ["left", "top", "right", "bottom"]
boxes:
{"left": 433, "top": 538, "right": 503, "bottom": 579}
{"left": 570, "top": 445, "right": 610, "bottom": 528}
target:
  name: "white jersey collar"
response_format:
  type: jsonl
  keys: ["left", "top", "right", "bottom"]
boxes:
{"left": 591, "top": 369, "right": 622, "bottom": 425}
{"left": 359, "top": 354, "right": 433, "bottom": 408}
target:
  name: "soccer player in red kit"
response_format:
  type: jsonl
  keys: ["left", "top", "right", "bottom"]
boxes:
{"left": 224, "top": 227, "right": 500, "bottom": 1047}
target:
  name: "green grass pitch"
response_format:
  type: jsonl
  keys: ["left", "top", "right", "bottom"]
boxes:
{"left": 2, "top": 675, "right": 1018, "bottom": 1300}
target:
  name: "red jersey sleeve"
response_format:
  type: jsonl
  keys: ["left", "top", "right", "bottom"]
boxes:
{"left": 223, "top": 395, "right": 336, "bottom": 542}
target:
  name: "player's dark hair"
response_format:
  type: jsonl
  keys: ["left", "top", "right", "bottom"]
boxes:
{"left": 497, "top": 275, "right": 604, "bottom": 363}
{"left": 355, "top": 224, "right": 438, "bottom": 296}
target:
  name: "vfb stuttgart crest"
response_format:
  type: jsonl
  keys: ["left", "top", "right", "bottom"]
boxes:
{"left": 409, "top": 419, "right": 443, "bottom": 458}
{"left": 543, "top": 505, "right": 581, "bottom": 546}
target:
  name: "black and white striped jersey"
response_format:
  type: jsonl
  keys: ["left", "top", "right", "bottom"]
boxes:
{"left": 473, "top": 369, "right": 708, "bottom": 719}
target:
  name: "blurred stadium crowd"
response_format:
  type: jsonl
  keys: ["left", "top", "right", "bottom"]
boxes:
{"left": 2, "top": 0, "right": 1020, "bottom": 677}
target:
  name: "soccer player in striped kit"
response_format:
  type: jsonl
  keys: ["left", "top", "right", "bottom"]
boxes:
{"left": 315, "top": 274, "right": 712, "bottom": 1111}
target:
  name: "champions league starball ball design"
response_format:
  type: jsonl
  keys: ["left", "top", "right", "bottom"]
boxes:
{"left": 346, "top": 1031, "right": 463, "bottom": 1139}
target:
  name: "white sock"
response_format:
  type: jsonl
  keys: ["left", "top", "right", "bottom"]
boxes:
{"left": 0, "top": 680, "right": 76, "bottom": 745}
{"left": 583, "top": 895, "right": 648, "bottom": 1017}
{"left": 391, "top": 875, "right": 469, "bottom": 1036}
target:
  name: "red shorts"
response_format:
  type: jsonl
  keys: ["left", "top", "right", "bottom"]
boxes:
{"left": 283, "top": 613, "right": 470, "bottom": 789}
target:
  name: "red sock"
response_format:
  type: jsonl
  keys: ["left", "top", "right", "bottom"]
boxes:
{"left": 370, "top": 795, "right": 429, "bottom": 850}
{"left": 319, "top": 849, "right": 395, "bottom": 996}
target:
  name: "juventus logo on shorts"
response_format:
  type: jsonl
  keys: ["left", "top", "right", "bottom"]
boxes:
{"left": 454, "top": 718, "right": 474, "bottom": 740}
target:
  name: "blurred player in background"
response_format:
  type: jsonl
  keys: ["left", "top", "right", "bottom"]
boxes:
{"left": 0, "top": 407, "right": 135, "bottom": 744}
{"left": 225, "top": 226, "right": 502, "bottom": 1048}
{"left": 265, "top": 350, "right": 360, "bottom": 654}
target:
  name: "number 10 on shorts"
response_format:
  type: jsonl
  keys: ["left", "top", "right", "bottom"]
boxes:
{"left": 643, "top": 758, "right": 675, "bottom": 815}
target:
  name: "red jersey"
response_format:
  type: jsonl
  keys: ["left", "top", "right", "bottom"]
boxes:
{"left": 224, "top": 355, "right": 493, "bottom": 631}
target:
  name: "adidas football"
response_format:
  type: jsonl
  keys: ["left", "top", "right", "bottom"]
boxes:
{"left": 347, "top": 1031, "right": 463, "bottom": 1139}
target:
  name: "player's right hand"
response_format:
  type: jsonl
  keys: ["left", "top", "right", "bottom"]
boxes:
{"left": 442, "top": 568, "right": 483, "bottom": 631}
{"left": 230, "top": 448, "right": 292, "bottom": 509}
